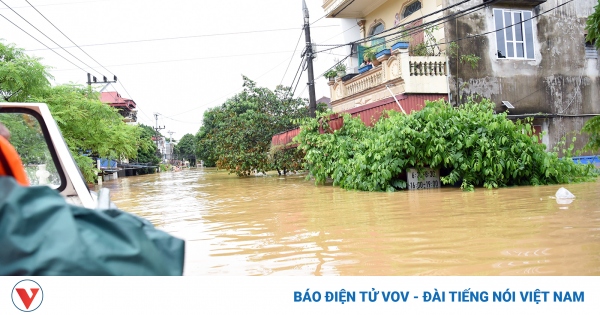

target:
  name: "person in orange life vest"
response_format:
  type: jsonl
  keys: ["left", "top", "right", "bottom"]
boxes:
{"left": 0, "top": 122, "right": 29, "bottom": 186}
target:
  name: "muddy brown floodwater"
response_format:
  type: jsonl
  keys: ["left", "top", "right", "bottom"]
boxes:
{"left": 102, "top": 168, "right": 600, "bottom": 276}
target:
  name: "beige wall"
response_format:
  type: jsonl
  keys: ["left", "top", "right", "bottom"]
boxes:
{"left": 362, "top": 0, "right": 445, "bottom": 42}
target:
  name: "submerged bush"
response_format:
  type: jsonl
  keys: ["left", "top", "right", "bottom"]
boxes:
{"left": 296, "top": 99, "right": 596, "bottom": 191}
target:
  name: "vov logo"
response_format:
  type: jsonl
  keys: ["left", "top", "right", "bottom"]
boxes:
{"left": 11, "top": 279, "right": 43, "bottom": 312}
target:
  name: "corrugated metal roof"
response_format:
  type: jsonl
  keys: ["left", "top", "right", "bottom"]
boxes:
{"left": 271, "top": 93, "right": 447, "bottom": 147}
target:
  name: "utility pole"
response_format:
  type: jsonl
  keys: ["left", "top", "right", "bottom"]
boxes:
{"left": 302, "top": 0, "right": 317, "bottom": 118}
{"left": 153, "top": 113, "right": 165, "bottom": 159}
{"left": 167, "top": 130, "right": 175, "bottom": 161}
{"left": 87, "top": 73, "right": 118, "bottom": 92}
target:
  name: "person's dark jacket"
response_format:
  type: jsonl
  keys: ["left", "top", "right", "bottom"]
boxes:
{"left": 0, "top": 176, "right": 184, "bottom": 276}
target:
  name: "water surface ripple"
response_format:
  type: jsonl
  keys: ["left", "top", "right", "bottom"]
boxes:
{"left": 103, "top": 168, "right": 600, "bottom": 276}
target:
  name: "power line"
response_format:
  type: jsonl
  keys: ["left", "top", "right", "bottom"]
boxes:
{"left": 161, "top": 115, "right": 203, "bottom": 125}
{"left": 370, "top": 0, "right": 570, "bottom": 58}
{"left": 0, "top": 0, "right": 104, "bottom": 77}
{"left": 20, "top": 0, "right": 150, "bottom": 127}
{"left": 280, "top": 29, "right": 304, "bottom": 86}
{"left": 0, "top": 12, "right": 88, "bottom": 73}
{"left": 451, "top": 0, "right": 576, "bottom": 45}
{"left": 310, "top": 13, "right": 328, "bottom": 26}
{"left": 316, "top": 54, "right": 350, "bottom": 80}
{"left": 290, "top": 70, "right": 306, "bottom": 100}
{"left": 321, "top": 23, "right": 358, "bottom": 44}
{"left": 312, "top": 0, "right": 476, "bottom": 53}
{"left": 113, "top": 81, "right": 154, "bottom": 125}
{"left": 0, "top": 0, "right": 112, "bottom": 10}
{"left": 51, "top": 50, "right": 296, "bottom": 72}
{"left": 167, "top": 56, "right": 294, "bottom": 118}
{"left": 285, "top": 56, "right": 307, "bottom": 99}
{"left": 23, "top": 0, "right": 115, "bottom": 76}
{"left": 25, "top": 25, "right": 341, "bottom": 51}
{"left": 315, "top": 0, "right": 571, "bottom": 78}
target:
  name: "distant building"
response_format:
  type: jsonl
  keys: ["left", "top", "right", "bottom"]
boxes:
{"left": 316, "top": 96, "right": 332, "bottom": 110}
{"left": 100, "top": 92, "right": 138, "bottom": 123}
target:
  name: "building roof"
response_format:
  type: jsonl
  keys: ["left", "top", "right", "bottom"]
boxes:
{"left": 317, "top": 96, "right": 331, "bottom": 109}
{"left": 100, "top": 92, "right": 137, "bottom": 111}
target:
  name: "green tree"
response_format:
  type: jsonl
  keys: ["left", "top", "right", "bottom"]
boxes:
{"left": 586, "top": 2, "right": 600, "bottom": 49}
{"left": 0, "top": 41, "right": 51, "bottom": 102}
{"left": 33, "top": 85, "right": 143, "bottom": 182}
{"left": 198, "top": 76, "right": 307, "bottom": 175}
{"left": 0, "top": 113, "right": 47, "bottom": 164}
{"left": 136, "top": 124, "right": 160, "bottom": 165}
{"left": 583, "top": 2, "right": 600, "bottom": 151}
{"left": 297, "top": 99, "right": 596, "bottom": 192}
{"left": 174, "top": 133, "right": 196, "bottom": 164}
{"left": 195, "top": 119, "right": 217, "bottom": 167}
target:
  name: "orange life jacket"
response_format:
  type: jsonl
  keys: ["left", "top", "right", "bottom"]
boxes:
{"left": 0, "top": 136, "right": 29, "bottom": 186}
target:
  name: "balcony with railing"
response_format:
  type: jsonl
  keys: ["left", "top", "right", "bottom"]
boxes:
{"left": 328, "top": 44, "right": 449, "bottom": 112}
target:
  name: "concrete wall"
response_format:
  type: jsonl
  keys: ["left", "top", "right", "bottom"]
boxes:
{"left": 444, "top": 0, "right": 600, "bottom": 152}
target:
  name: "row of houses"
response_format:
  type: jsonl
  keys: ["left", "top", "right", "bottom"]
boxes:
{"left": 316, "top": 0, "right": 598, "bottom": 151}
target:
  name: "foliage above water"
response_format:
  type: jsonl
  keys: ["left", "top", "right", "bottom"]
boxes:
{"left": 33, "top": 85, "right": 146, "bottom": 182}
{"left": 0, "top": 41, "right": 51, "bottom": 102}
{"left": 1, "top": 40, "right": 156, "bottom": 183}
{"left": 296, "top": 99, "right": 597, "bottom": 192}
{"left": 586, "top": 1, "right": 600, "bottom": 49}
{"left": 582, "top": 116, "right": 600, "bottom": 152}
{"left": 174, "top": 133, "right": 196, "bottom": 163}
{"left": 196, "top": 76, "right": 308, "bottom": 176}
{"left": 136, "top": 124, "right": 160, "bottom": 165}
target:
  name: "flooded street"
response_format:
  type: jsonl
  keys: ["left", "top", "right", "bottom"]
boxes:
{"left": 102, "top": 168, "right": 600, "bottom": 276}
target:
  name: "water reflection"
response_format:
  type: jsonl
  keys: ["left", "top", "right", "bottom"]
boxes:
{"left": 102, "top": 168, "right": 600, "bottom": 276}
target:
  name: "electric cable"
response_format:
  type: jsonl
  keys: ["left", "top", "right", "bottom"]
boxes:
{"left": 0, "top": 0, "right": 112, "bottom": 10}
{"left": 315, "top": 0, "right": 572, "bottom": 84}
{"left": 111, "top": 81, "right": 154, "bottom": 125}
{"left": 280, "top": 29, "right": 304, "bottom": 86}
{"left": 19, "top": 0, "right": 154, "bottom": 127}
{"left": 284, "top": 55, "right": 307, "bottom": 100}
{"left": 0, "top": 0, "right": 105, "bottom": 77}
{"left": 291, "top": 71, "right": 306, "bottom": 99}
{"left": 26, "top": 25, "right": 340, "bottom": 51}
{"left": 312, "top": 0, "right": 483, "bottom": 53}
{"left": 374, "top": 0, "right": 575, "bottom": 59}
{"left": 0, "top": 12, "right": 88, "bottom": 73}
{"left": 24, "top": 0, "right": 115, "bottom": 77}
{"left": 289, "top": 64, "right": 305, "bottom": 99}
{"left": 51, "top": 50, "right": 297, "bottom": 72}
{"left": 167, "top": 55, "right": 294, "bottom": 118}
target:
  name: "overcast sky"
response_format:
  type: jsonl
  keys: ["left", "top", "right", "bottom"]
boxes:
{"left": 0, "top": 0, "right": 351, "bottom": 140}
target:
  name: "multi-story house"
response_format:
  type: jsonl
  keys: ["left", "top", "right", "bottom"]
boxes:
{"left": 320, "top": 0, "right": 599, "bottom": 151}
{"left": 322, "top": 0, "right": 450, "bottom": 114}
{"left": 444, "top": 0, "right": 599, "bottom": 151}
{"left": 100, "top": 91, "right": 138, "bottom": 124}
